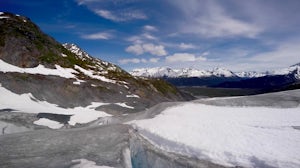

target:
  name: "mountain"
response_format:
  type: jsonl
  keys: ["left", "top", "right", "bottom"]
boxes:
{"left": 131, "top": 67, "right": 238, "bottom": 78}
{"left": 131, "top": 67, "right": 251, "bottom": 87}
{"left": 216, "top": 64, "right": 300, "bottom": 91}
{"left": 0, "top": 12, "right": 192, "bottom": 118}
{"left": 131, "top": 65, "right": 299, "bottom": 88}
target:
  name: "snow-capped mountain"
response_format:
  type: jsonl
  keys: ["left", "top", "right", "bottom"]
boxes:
{"left": 235, "top": 71, "right": 267, "bottom": 78}
{"left": 131, "top": 67, "right": 237, "bottom": 78}
{"left": 131, "top": 65, "right": 300, "bottom": 79}
{"left": 273, "top": 64, "right": 300, "bottom": 79}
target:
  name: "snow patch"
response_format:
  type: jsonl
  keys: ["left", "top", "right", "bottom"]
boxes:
{"left": 0, "top": 85, "right": 111, "bottom": 126}
{"left": 71, "top": 159, "right": 114, "bottom": 168}
{"left": 0, "top": 59, "right": 77, "bottom": 78}
{"left": 0, "top": 12, "right": 4, "bottom": 15}
{"left": 0, "top": 16, "right": 10, "bottom": 19}
{"left": 33, "top": 118, "right": 63, "bottom": 129}
{"left": 126, "top": 94, "right": 140, "bottom": 98}
{"left": 74, "top": 65, "right": 117, "bottom": 84}
{"left": 115, "top": 103, "right": 134, "bottom": 109}
{"left": 131, "top": 103, "right": 300, "bottom": 168}
{"left": 73, "top": 79, "right": 86, "bottom": 85}
{"left": 61, "top": 53, "right": 67, "bottom": 57}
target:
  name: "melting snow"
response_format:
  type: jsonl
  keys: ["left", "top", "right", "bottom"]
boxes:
{"left": 0, "top": 59, "right": 77, "bottom": 78}
{"left": 0, "top": 16, "right": 10, "bottom": 19}
{"left": 74, "top": 65, "right": 117, "bottom": 84}
{"left": 126, "top": 94, "right": 140, "bottom": 98}
{"left": 131, "top": 102, "right": 300, "bottom": 168}
{"left": 61, "top": 53, "right": 67, "bottom": 57}
{"left": 115, "top": 103, "right": 134, "bottom": 109}
{"left": 0, "top": 84, "right": 111, "bottom": 126}
{"left": 33, "top": 118, "right": 63, "bottom": 129}
{"left": 73, "top": 79, "right": 86, "bottom": 85}
{"left": 71, "top": 159, "right": 114, "bottom": 168}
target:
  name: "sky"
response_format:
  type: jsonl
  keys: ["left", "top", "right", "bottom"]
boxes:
{"left": 2, "top": 0, "right": 300, "bottom": 72}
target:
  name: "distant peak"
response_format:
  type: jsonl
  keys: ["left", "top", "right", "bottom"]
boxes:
{"left": 290, "top": 62, "right": 300, "bottom": 67}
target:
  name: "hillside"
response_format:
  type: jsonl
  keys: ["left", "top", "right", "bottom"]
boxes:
{"left": 0, "top": 12, "right": 192, "bottom": 118}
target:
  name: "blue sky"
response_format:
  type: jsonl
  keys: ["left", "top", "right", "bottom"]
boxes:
{"left": 2, "top": 0, "right": 300, "bottom": 72}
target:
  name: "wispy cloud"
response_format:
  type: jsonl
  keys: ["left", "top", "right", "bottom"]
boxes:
{"left": 143, "top": 25, "right": 157, "bottom": 31}
{"left": 125, "top": 43, "right": 167, "bottom": 56}
{"left": 179, "top": 43, "right": 196, "bottom": 50}
{"left": 81, "top": 32, "right": 113, "bottom": 40}
{"left": 168, "top": 0, "right": 262, "bottom": 38}
{"left": 166, "top": 53, "right": 207, "bottom": 63}
{"left": 77, "top": 0, "right": 99, "bottom": 5}
{"left": 95, "top": 9, "right": 147, "bottom": 22}
{"left": 76, "top": 0, "right": 147, "bottom": 22}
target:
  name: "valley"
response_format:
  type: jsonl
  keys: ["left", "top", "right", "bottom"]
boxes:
{"left": 1, "top": 11, "right": 300, "bottom": 168}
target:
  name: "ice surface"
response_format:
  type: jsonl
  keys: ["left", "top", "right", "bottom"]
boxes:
{"left": 131, "top": 102, "right": 300, "bottom": 168}
{"left": 0, "top": 84, "right": 111, "bottom": 126}
{"left": 33, "top": 118, "right": 63, "bottom": 129}
{"left": 0, "top": 59, "right": 77, "bottom": 78}
{"left": 0, "top": 121, "right": 32, "bottom": 135}
{"left": 0, "top": 124, "right": 131, "bottom": 168}
{"left": 71, "top": 159, "right": 114, "bottom": 168}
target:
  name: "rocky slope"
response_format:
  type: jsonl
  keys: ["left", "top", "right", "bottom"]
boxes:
{"left": 0, "top": 12, "right": 192, "bottom": 116}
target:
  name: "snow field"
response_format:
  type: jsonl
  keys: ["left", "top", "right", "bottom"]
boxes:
{"left": 0, "top": 84, "right": 111, "bottom": 126}
{"left": 131, "top": 102, "right": 300, "bottom": 168}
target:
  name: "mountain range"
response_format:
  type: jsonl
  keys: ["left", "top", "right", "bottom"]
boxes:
{"left": 131, "top": 65, "right": 300, "bottom": 79}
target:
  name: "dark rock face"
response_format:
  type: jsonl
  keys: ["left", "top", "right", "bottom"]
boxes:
{"left": 0, "top": 12, "right": 62, "bottom": 68}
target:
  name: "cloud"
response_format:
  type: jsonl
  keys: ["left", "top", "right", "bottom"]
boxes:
{"left": 248, "top": 41, "right": 300, "bottom": 70}
{"left": 142, "top": 33, "right": 157, "bottom": 40}
{"left": 77, "top": 0, "right": 99, "bottom": 5}
{"left": 166, "top": 53, "right": 207, "bottom": 63}
{"left": 143, "top": 25, "right": 157, "bottom": 31}
{"left": 149, "top": 58, "right": 160, "bottom": 63}
{"left": 76, "top": 0, "right": 147, "bottom": 22}
{"left": 81, "top": 32, "right": 113, "bottom": 40}
{"left": 142, "top": 43, "right": 167, "bottom": 56}
{"left": 126, "top": 33, "right": 158, "bottom": 44}
{"left": 125, "top": 43, "right": 167, "bottom": 56}
{"left": 95, "top": 9, "right": 147, "bottom": 22}
{"left": 119, "top": 57, "right": 160, "bottom": 64}
{"left": 125, "top": 44, "right": 144, "bottom": 55}
{"left": 118, "top": 58, "right": 141, "bottom": 64}
{"left": 179, "top": 43, "right": 196, "bottom": 50}
{"left": 168, "top": 0, "right": 262, "bottom": 38}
